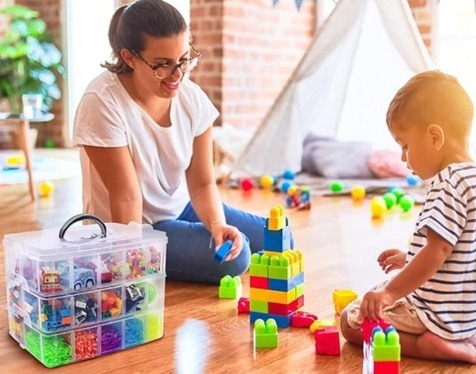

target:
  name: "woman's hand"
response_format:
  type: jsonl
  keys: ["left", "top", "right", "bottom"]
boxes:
{"left": 211, "top": 223, "right": 243, "bottom": 261}
{"left": 377, "top": 249, "right": 406, "bottom": 274}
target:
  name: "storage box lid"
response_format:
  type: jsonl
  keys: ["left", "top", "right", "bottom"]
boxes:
{"left": 3, "top": 221, "right": 167, "bottom": 259}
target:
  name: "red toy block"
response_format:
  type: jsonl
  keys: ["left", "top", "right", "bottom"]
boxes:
{"left": 361, "top": 318, "right": 391, "bottom": 344}
{"left": 315, "top": 326, "right": 340, "bottom": 356}
{"left": 250, "top": 276, "right": 269, "bottom": 289}
{"left": 374, "top": 361, "right": 400, "bottom": 374}
{"left": 268, "top": 295, "right": 304, "bottom": 315}
{"left": 237, "top": 297, "right": 250, "bottom": 314}
{"left": 291, "top": 311, "right": 318, "bottom": 327}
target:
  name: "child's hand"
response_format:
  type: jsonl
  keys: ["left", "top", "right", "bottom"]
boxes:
{"left": 358, "top": 288, "right": 396, "bottom": 321}
{"left": 377, "top": 249, "right": 406, "bottom": 273}
{"left": 211, "top": 223, "right": 243, "bottom": 261}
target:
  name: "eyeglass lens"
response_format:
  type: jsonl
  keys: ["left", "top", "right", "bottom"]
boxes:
{"left": 155, "top": 58, "right": 199, "bottom": 79}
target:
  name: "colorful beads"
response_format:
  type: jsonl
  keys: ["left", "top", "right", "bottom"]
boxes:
{"left": 125, "top": 318, "right": 144, "bottom": 347}
{"left": 125, "top": 248, "right": 147, "bottom": 279}
{"left": 75, "top": 330, "right": 98, "bottom": 360}
{"left": 148, "top": 246, "right": 162, "bottom": 274}
{"left": 101, "top": 324, "right": 122, "bottom": 353}
{"left": 26, "top": 329, "right": 72, "bottom": 367}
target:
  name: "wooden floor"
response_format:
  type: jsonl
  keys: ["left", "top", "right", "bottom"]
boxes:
{"left": 0, "top": 161, "right": 475, "bottom": 373}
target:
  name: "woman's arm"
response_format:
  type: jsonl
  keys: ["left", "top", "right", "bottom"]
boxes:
{"left": 84, "top": 145, "right": 142, "bottom": 224}
{"left": 185, "top": 127, "right": 225, "bottom": 230}
{"left": 186, "top": 127, "right": 243, "bottom": 259}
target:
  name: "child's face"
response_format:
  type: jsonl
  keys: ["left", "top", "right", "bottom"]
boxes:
{"left": 390, "top": 124, "right": 442, "bottom": 180}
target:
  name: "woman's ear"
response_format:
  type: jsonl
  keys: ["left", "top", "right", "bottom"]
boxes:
{"left": 120, "top": 49, "right": 135, "bottom": 69}
{"left": 427, "top": 124, "right": 445, "bottom": 151}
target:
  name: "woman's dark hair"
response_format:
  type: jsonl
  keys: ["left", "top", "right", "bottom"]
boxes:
{"left": 102, "top": 0, "right": 188, "bottom": 75}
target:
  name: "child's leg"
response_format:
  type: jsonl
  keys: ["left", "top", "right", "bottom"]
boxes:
{"left": 153, "top": 218, "right": 251, "bottom": 283}
{"left": 341, "top": 305, "right": 476, "bottom": 363}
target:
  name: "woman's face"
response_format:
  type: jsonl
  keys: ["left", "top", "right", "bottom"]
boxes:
{"left": 132, "top": 31, "right": 191, "bottom": 99}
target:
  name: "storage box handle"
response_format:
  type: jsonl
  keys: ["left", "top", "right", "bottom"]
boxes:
{"left": 59, "top": 213, "right": 107, "bottom": 240}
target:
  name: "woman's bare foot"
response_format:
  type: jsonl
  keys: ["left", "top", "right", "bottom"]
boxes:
{"left": 415, "top": 331, "right": 476, "bottom": 364}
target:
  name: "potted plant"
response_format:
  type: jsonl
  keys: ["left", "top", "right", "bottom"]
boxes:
{"left": 0, "top": 5, "right": 64, "bottom": 116}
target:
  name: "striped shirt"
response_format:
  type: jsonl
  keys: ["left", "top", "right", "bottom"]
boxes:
{"left": 407, "top": 163, "right": 476, "bottom": 340}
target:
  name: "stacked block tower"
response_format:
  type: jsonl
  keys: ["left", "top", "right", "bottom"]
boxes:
{"left": 249, "top": 205, "right": 304, "bottom": 328}
{"left": 362, "top": 319, "right": 401, "bottom": 374}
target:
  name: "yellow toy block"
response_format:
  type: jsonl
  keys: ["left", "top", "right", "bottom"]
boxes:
{"left": 268, "top": 205, "right": 286, "bottom": 231}
{"left": 250, "top": 287, "right": 296, "bottom": 304}
{"left": 333, "top": 289, "right": 358, "bottom": 315}
{"left": 310, "top": 318, "right": 337, "bottom": 333}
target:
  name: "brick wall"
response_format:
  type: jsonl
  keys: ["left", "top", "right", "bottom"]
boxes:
{"left": 191, "top": 0, "right": 316, "bottom": 129}
{"left": 408, "top": 0, "right": 435, "bottom": 51}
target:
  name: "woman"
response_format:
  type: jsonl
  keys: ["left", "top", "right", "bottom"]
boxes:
{"left": 73, "top": 0, "right": 265, "bottom": 283}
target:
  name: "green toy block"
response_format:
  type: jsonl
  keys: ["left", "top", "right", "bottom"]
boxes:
{"left": 219, "top": 275, "right": 243, "bottom": 299}
{"left": 254, "top": 318, "right": 278, "bottom": 348}
{"left": 268, "top": 255, "right": 290, "bottom": 280}
{"left": 372, "top": 329, "right": 401, "bottom": 362}
{"left": 250, "top": 253, "right": 269, "bottom": 277}
{"left": 250, "top": 300, "right": 268, "bottom": 313}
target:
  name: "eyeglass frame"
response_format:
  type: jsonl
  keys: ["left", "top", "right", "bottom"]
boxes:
{"left": 131, "top": 43, "right": 202, "bottom": 79}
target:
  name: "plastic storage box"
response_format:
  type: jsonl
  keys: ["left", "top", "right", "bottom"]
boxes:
{"left": 4, "top": 214, "right": 167, "bottom": 367}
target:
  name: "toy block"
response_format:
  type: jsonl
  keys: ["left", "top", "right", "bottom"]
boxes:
{"left": 214, "top": 240, "right": 233, "bottom": 263}
{"left": 254, "top": 318, "right": 278, "bottom": 348}
{"left": 250, "top": 287, "right": 296, "bottom": 304}
{"left": 250, "top": 300, "right": 268, "bottom": 314}
{"left": 250, "top": 276, "right": 269, "bottom": 289}
{"left": 237, "top": 297, "right": 250, "bottom": 314}
{"left": 269, "top": 272, "right": 304, "bottom": 292}
{"left": 263, "top": 225, "right": 292, "bottom": 252}
{"left": 219, "top": 275, "right": 242, "bottom": 299}
{"left": 333, "top": 289, "right": 358, "bottom": 315}
{"left": 310, "top": 318, "right": 337, "bottom": 333}
{"left": 291, "top": 311, "right": 317, "bottom": 327}
{"left": 374, "top": 361, "right": 400, "bottom": 374}
{"left": 373, "top": 327, "right": 401, "bottom": 362}
{"left": 315, "top": 326, "right": 340, "bottom": 356}
{"left": 250, "top": 253, "right": 269, "bottom": 278}
{"left": 268, "top": 295, "right": 304, "bottom": 315}
{"left": 268, "top": 255, "right": 291, "bottom": 280}
{"left": 251, "top": 312, "right": 293, "bottom": 328}
{"left": 361, "top": 318, "right": 392, "bottom": 344}
{"left": 295, "top": 283, "right": 304, "bottom": 298}
{"left": 268, "top": 205, "right": 286, "bottom": 231}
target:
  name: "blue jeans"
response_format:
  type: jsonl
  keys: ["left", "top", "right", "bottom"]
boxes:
{"left": 153, "top": 203, "right": 266, "bottom": 284}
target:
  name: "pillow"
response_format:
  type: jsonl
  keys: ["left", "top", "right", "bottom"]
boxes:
{"left": 368, "top": 150, "right": 410, "bottom": 178}
{"left": 302, "top": 135, "right": 375, "bottom": 178}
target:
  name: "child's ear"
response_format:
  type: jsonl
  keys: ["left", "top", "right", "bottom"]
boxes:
{"left": 427, "top": 124, "right": 445, "bottom": 151}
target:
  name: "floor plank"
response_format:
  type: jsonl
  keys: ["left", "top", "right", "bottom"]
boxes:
{"left": 0, "top": 160, "right": 475, "bottom": 373}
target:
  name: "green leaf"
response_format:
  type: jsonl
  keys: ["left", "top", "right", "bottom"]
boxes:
{"left": 1, "top": 5, "right": 39, "bottom": 20}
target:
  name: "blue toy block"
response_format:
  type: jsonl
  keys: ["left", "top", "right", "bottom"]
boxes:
{"left": 264, "top": 223, "right": 292, "bottom": 252}
{"left": 268, "top": 272, "right": 304, "bottom": 292}
{"left": 250, "top": 311, "right": 294, "bottom": 328}
{"left": 214, "top": 240, "right": 233, "bottom": 263}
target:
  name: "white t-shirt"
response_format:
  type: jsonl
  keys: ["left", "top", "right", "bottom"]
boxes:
{"left": 73, "top": 71, "right": 219, "bottom": 224}
{"left": 407, "top": 163, "right": 476, "bottom": 340}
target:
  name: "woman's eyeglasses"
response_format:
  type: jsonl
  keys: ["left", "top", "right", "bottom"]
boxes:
{"left": 131, "top": 44, "right": 202, "bottom": 80}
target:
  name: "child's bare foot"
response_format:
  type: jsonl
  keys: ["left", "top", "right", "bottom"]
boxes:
{"left": 417, "top": 331, "right": 476, "bottom": 364}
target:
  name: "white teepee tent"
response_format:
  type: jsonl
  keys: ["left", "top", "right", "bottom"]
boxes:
{"left": 231, "top": 0, "right": 433, "bottom": 178}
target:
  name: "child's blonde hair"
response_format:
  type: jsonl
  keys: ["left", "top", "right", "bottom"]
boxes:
{"left": 386, "top": 70, "right": 473, "bottom": 140}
